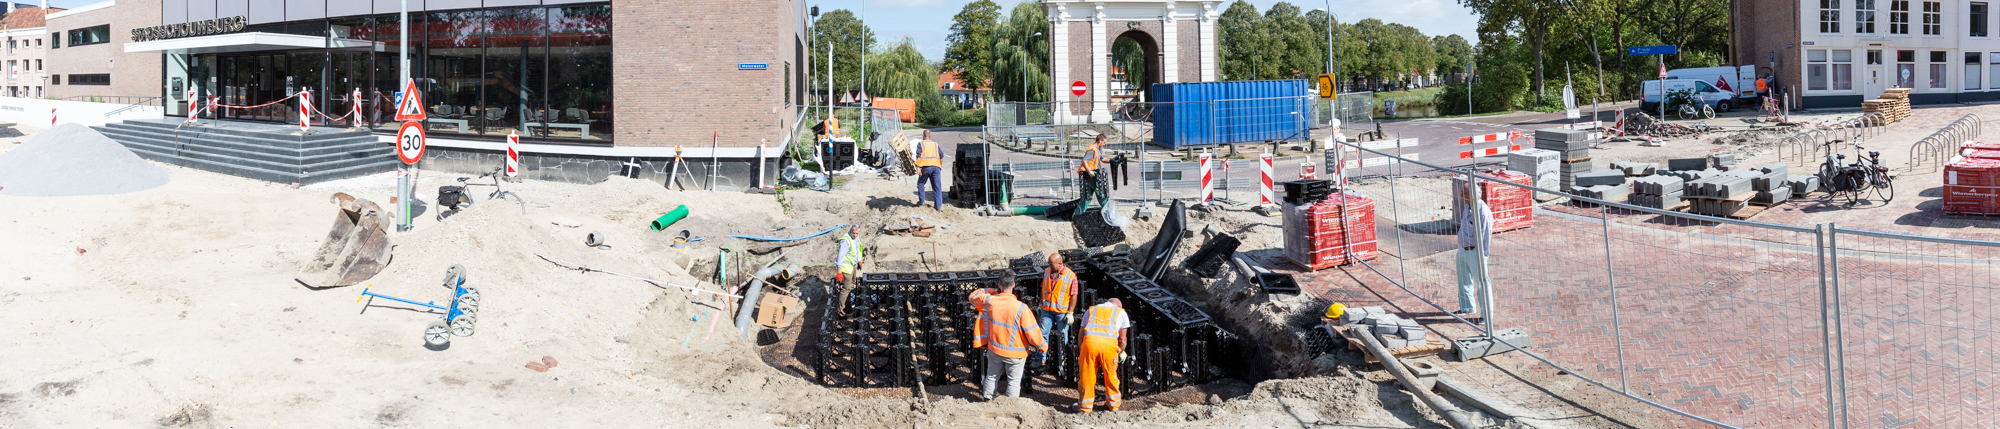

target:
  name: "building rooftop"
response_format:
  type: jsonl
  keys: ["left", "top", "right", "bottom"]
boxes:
{"left": 0, "top": 6, "right": 59, "bottom": 29}
{"left": 937, "top": 70, "right": 989, "bottom": 91}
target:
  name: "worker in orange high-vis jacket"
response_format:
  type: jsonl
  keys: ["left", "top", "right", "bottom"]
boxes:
{"left": 1076, "top": 298, "right": 1132, "bottom": 413}
{"left": 1073, "top": 135, "right": 1111, "bottom": 216}
{"left": 974, "top": 278, "right": 1047, "bottom": 399}
{"left": 912, "top": 130, "right": 946, "bottom": 210}
{"left": 970, "top": 272, "right": 1008, "bottom": 318}
{"left": 1035, "top": 252, "right": 1080, "bottom": 367}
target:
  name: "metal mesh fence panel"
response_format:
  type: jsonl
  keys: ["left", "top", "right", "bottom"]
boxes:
{"left": 1827, "top": 229, "right": 2000, "bottom": 428}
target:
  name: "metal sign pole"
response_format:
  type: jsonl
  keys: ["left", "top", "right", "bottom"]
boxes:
{"left": 395, "top": 0, "right": 411, "bottom": 232}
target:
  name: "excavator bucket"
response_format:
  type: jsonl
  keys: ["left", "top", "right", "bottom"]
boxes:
{"left": 296, "top": 192, "right": 392, "bottom": 288}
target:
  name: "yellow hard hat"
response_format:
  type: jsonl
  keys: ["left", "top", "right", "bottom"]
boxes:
{"left": 1324, "top": 303, "right": 1346, "bottom": 319}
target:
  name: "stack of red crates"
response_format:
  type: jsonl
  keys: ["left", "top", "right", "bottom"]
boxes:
{"left": 1944, "top": 158, "right": 2000, "bottom": 214}
{"left": 1962, "top": 141, "right": 2000, "bottom": 153}
{"left": 1483, "top": 171, "right": 1536, "bottom": 233}
{"left": 1283, "top": 192, "right": 1379, "bottom": 270}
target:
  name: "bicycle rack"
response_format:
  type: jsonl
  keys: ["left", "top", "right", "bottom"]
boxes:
{"left": 1781, "top": 136, "right": 1810, "bottom": 166}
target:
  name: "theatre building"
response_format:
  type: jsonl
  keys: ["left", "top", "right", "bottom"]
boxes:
{"left": 115, "top": 0, "right": 809, "bottom": 186}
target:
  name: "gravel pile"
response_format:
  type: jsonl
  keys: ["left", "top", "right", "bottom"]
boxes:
{"left": 0, "top": 123, "right": 168, "bottom": 196}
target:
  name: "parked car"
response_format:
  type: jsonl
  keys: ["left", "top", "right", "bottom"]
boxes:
{"left": 1641, "top": 78, "right": 1738, "bottom": 113}
{"left": 1663, "top": 65, "right": 1758, "bottom": 102}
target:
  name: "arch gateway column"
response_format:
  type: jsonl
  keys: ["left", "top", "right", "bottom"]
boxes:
{"left": 1047, "top": 0, "right": 1219, "bottom": 124}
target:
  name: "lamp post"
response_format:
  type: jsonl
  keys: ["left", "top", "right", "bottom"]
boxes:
{"left": 1024, "top": 31, "right": 1042, "bottom": 102}
{"left": 1316, "top": 5, "right": 1336, "bottom": 85}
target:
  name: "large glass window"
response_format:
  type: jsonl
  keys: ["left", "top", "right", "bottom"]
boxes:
{"left": 1923, "top": 1, "right": 1941, "bottom": 35}
{"left": 1833, "top": 50, "right": 1854, "bottom": 90}
{"left": 1975, "top": 2, "right": 1991, "bottom": 37}
{"left": 548, "top": 5, "right": 612, "bottom": 140}
{"left": 1892, "top": 0, "right": 1911, "bottom": 34}
{"left": 1858, "top": 0, "right": 1878, "bottom": 33}
{"left": 1968, "top": 52, "right": 1983, "bottom": 90}
{"left": 1931, "top": 50, "right": 1948, "bottom": 88}
{"left": 425, "top": 11, "right": 487, "bottom": 135}
{"left": 66, "top": 25, "right": 109, "bottom": 46}
{"left": 483, "top": 8, "right": 546, "bottom": 137}
{"left": 1898, "top": 50, "right": 1916, "bottom": 88}
{"left": 1822, "top": 0, "right": 1842, "bottom": 33}
{"left": 1809, "top": 49, "right": 1830, "bottom": 90}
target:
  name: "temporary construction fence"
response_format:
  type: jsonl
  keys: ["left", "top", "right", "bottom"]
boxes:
{"left": 985, "top": 156, "right": 1261, "bottom": 207}
{"left": 787, "top": 106, "right": 905, "bottom": 169}
{"left": 1324, "top": 138, "right": 2000, "bottom": 428}
{"left": 985, "top": 99, "right": 1313, "bottom": 151}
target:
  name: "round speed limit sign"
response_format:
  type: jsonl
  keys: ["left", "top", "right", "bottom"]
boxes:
{"left": 396, "top": 121, "right": 426, "bottom": 165}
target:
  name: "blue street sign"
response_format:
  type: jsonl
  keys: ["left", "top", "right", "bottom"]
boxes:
{"left": 1627, "top": 45, "right": 1679, "bottom": 56}
{"left": 738, "top": 63, "right": 769, "bottom": 70}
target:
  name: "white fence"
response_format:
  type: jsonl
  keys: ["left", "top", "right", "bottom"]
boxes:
{"left": 0, "top": 96, "right": 164, "bottom": 128}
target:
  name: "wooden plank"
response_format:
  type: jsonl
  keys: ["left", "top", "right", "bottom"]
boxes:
{"left": 1332, "top": 324, "right": 1448, "bottom": 364}
{"left": 1729, "top": 204, "right": 1770, "bottom": 219}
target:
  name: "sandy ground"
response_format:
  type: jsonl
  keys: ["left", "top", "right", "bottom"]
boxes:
{"left": 0, "top": 122, "right": 1538, "bottom": 429}
{"left": 26, "top": 101, "right": 1975, "bottom": 427}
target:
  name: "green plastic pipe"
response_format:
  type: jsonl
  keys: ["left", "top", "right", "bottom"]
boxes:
{"left": 650, "top": 205, "right": 690, "bottom": 231}
{"left": 1010, "top": 205, "right": 1050, "bottom": 215}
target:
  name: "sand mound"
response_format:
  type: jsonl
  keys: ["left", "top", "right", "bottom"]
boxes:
{"left": 0, "top": 123, "right": 167, "bottom": 196}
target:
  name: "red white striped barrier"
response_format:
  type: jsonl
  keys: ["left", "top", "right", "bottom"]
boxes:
{"left": 506, "top": 132, "right": 520, "bottom": 177}
{"left": 49, "top": 108, "right": 55, "bottom": 126}
{"left": 1198, "top": 151, "right": 1214, "bottom": 202}
{"left": 1299, "top": 161, "right": 1316, "bottom": 179}
{"left": 1459, "top": 144, "right": 1523, "bottom": 159}
{"left": 1259, "top": 153, "right": 1276, "bottom": 205}
{"left": 298, "top": 90, "right": 311, "bottom": 133}
{"left": 1457, "top": 131, "right": 1520, "bottom": 145}
{"left": 186, "top": 88, "right": 198, "bottom": 123}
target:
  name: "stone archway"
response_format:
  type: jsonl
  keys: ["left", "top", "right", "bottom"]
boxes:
{"left": 1048, "top": 1, "right": 1219, "bottom": 124}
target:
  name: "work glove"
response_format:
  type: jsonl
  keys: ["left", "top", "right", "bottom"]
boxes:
{"left": 1119, "top": 352, "right": 1129, "bottom": 363}
{"left": 1065, "top": 314, "right": 1074, "bottom": 325}
{"left": 834, "top": 272, "right": 845, "bottom": 282}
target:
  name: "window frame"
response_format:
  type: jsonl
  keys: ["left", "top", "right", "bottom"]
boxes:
{"left": 1891, "top": 0, "right": 1912, "bottom": 34}
{"left": 1858, "top": 0, "right": 1879, "bottom": 33}
{"left": 1976, "top": 2, "right": 1992, "bottom": 37}
{"left": 1822, "top": 0, "right": 1843, "bottom": 33}
{"left": 65, "top": 25, "right": 110, "bottom": 47}
{"left": 1922, "top": 1, "right": 1942, "bottom": 36}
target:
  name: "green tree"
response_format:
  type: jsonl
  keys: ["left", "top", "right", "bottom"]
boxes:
{"left": 990, "top": 1, "right": 1049, "bottom": 102}
{"left": 811, "top": 10, "right": 876, "bottom": 92}
{"left": 1433, "top": 34, "right": 1473, "bottom": 76}
{"left": 1112, "top": 38, "right": 1149, "bottom": 96}
{"left": 1460, "top": 0, "right": 1563, "bottom": 99}
{"left": 1261, "top": 3, "right": 1321, "bottom": 79}
{"left": 865, "top": 38, "right": 939, "bottom": 101}
{"left": 1217, "top": 0, "right": 1267, "bottom": 80}
{"left": 941, "top": 0, "right": 1002, "bottom": 91}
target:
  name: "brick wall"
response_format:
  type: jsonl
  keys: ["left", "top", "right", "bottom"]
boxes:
{"left": 46, "top": 0, "right": 161, "bottom": 100}
{"left": 1734, "top": 0, "right": 1801, "bottom": 96}
{"left": 612, "top": 0, "right": 801, "bottom": 148}
{"left": 1178, "top": 20, "right": 1199, "bottom": 82}
{"left": 1065, "top": 21, "right": 1090, "bottom": 115}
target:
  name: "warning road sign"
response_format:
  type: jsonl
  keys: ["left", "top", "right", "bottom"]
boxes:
{"left": 395, "top": 79, "right": 426, "bottom": 121}
{"left": 397, "top": 121, "right": 426, "bottom": 165}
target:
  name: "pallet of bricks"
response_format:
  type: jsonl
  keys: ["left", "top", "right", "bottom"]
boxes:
{"left": 1863, "top": 88, "right": 1911, "bottom": 124}
{"left": 1451, "top": 170, "right": 1536, "bottom": 232}
{"left": 1282, "top": 187, "right": 1379, "bottom": 270}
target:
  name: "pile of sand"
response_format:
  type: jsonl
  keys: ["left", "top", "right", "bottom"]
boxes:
{"left": 0, "top": 123, "right": 167, "bottom": 196}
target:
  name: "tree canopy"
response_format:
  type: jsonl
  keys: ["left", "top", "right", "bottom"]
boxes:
{"left": 810, "top": 10, "right": 875, "bottom": 91}
{"left": 941, "top": 0, "right": 1002, "bottom": 91}
{"left": 988, "top": 1, "right": 1049, "bottom": 102}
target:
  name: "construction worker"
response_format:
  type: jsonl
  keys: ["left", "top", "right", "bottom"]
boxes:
{"left": 1453, "top": 179, "right": 1493, "bottom": 325}
{"left": 1074, "top": 135, "right": 1111, "bottom": 216}
{"left": 1076, "top": 298, "right": 1131, "bottom": 413}
{"left": 833, "top": 226, "right": 865, "bottom": 315}
{"left": 1036, "top": 252, "right": 1079, "bottom": 367}
{"left": 974, "top": 278, "right": 1046, "bottom": 399}
{"left": 913, "top": 130, "right": 945, "bottom": 210}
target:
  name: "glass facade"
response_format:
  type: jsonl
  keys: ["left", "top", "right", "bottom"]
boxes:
{"left": 190, "top": 4, "right": 612, "bottom": 143}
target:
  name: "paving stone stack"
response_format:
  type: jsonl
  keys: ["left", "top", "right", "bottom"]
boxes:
{"left": 1709, "top": 153, "right": 1738, "bottom": 170}
{"left": 1609, "top": 161, "right": 1658, "bottom": 176}
{"left": 1787, "top": 175, "right": 1821, "bottom": 195}
{"left": 1630, "top": 175, "right": 1685, "bottom": 209}
{"left": 1507, "top": 149, "right": 1561, "bottom": 201}
{"left": 1667, "top": 157, "right": 1710, "bottom": 171}
{"left": 1683, "top": 171, "right": 1758, "bottom": 216}
{"left": 1341, "top": 307, "right": 1426, "bottom": 349}
{"left": 1536, "top": 129, "right": 1593, "bottom": 191}
{"left": 1748, "top": 163, "right": 1793, "bottom": 205}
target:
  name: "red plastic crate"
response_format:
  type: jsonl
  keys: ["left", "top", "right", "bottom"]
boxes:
{"left": 1945, "top": 159, "right": 2000, "bottom": 214}
{"left": 1484, "top": 171, "right": 1536, "bottom": 233}
{"left": 1963, "top": 149, "right": 2000, "bottom": 161}
{"left": 1284, "top": 192, "right": 1380, "bottom": 270}
{"left": 1963, "top": 141, "right": 2000, "bottom": 153}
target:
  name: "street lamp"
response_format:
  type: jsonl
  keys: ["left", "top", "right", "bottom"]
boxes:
{"left": 1024, "top": 31, "right": 1042, "bottom": 103}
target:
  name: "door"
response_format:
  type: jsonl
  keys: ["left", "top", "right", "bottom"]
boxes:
{"left": 1864, "top": 66, "right": 1887, "bottom": 99}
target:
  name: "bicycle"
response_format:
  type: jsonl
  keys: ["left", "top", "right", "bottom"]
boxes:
{"left": 436, "top": 166, "right": 526, "bottom": 220}
{"left": 1666, "top": 88, "right": 1716, "bottom": 121}
{"left": 1816, "top": 139, "right": 1894, "bottom": 205}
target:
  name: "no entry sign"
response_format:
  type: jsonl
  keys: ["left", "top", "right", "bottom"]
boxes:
{"left": 1071, "top": 80, "right": 1087, "bottom": 96}
{"left": 397, "top": 121, "right": 426, "bottom": 165}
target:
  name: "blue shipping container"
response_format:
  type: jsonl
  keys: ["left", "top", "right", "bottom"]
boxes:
{"left": 1150, "top": 79, "right": 1310, "bottom": 148}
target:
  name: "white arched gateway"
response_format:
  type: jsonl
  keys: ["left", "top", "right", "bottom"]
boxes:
{"left": 1047, "top": 0, "right": 1220, "bottom": 124}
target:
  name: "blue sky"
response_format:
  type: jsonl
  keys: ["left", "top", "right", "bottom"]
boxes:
{"left": 811, "top": 0, "right": 1483, "bottom": 61}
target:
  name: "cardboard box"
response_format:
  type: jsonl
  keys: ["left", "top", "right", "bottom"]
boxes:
{"left": 755, "top": 293, "right": 804, "bottom": 328}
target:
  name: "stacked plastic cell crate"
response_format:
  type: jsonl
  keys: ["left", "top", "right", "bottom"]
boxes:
{"left": 1452, "top": 171, "right": 1535, "bottom": 232}
{"left": 1945, "top": 158, "right": 2000, "bottom": 214}
{"left": 1283, "top": 192, "right": 1379, "bottom": 270}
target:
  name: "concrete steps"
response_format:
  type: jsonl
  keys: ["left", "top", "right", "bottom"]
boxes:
{"left": 93, "top": 119, "right": 398, "bottom": 184}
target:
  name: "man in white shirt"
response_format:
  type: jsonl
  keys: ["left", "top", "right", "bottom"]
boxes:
{"left": 1455, "top": 178, "right": 1495, "bottom": 325}
{"left": 1076, "top": 298, "right": 1132, "bottom": 412}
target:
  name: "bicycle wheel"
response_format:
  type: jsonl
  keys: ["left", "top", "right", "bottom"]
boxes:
{"left": 1873, "top": 169, "right": 1895, "bottom": 202}
{"left": 1701, "top": 104, "right": 1716, "bottom": 120}
{"left": 1842, "top": 172, "right": 1866, "bottom": 205}
{"left": 1678, "top": 105, "right": 1698, "bottom": 121}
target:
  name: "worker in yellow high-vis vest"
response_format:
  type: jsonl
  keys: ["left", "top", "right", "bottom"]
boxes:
{"left": 912, "top": 130, "right": 945, "bottom": 210}
{"left": 1077, "top": 298, "right": 1131, "bottom": 413}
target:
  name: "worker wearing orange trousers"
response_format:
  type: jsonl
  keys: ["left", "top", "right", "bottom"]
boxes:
{"left": 1077, "top": 298, "right": 1131, "bottom": 412}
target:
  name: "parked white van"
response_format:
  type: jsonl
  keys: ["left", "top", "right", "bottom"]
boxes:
{"left": 1663, "top": 65, "right": 1758, "bottom": 101}
{"left": 1641, "top": 79, "right": 1739, "bottom": 112}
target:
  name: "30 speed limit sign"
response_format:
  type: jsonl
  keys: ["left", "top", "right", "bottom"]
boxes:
{"left": 396, "top": 121, "right": 426, "bottom": 165}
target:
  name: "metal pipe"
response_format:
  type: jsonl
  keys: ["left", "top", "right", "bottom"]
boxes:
{"left": 1828, "top": 225, "right": 1851, "bottom": 428}
{"left": 1600, "top": 204, "right": 1629, "bottom": 391}
{"left": 1816, "top": 225, "right": 1837, "bottom": 429}
{"left": 736, "top": 262, "right": 799, "bottom": 340}
{"left": 1354, "top": 327, "right": 1478, "bottom": 429}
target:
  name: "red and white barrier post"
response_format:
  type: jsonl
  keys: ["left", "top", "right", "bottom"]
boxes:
{"left": 48, "top": 108, "right": 55, "bottom": 126}
{"left": 506, "top": 131, "right": 520, "bottom": 178}
{"left": 1258, "top": 152, "right": 1276, "bottom": 206}
{"left": 297, "top": 90, "right": 311, "bottom": 133}
{"left": 1198, "top": 150, "right": 1215, "bottom": 203}
{"left": 186, "top": 87, "right": 198, "bottom": 123}
{"left": 351, "top": 88, "right": 363, "bottom": 128}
